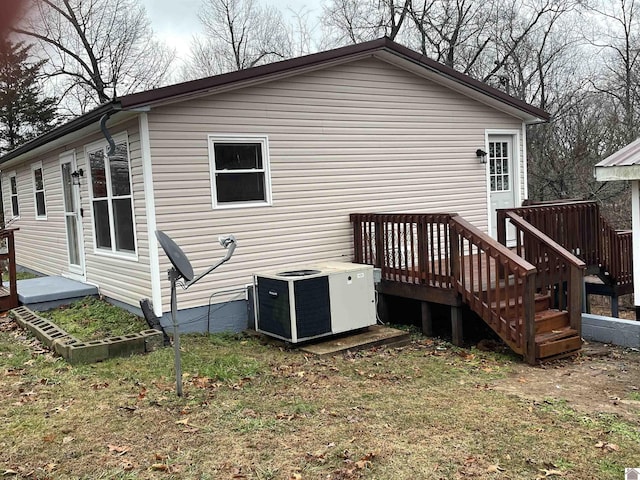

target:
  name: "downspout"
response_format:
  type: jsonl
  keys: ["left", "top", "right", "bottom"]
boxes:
{"left": 100, "top": 112, "right": 116, "bottom": 156}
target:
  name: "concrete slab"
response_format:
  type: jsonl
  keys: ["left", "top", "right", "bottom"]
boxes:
{"left": 17, "top": 276, "right": 98, "bottom": 306}
{"left": 299, "top": 325, "right": 411, "bottom": 356}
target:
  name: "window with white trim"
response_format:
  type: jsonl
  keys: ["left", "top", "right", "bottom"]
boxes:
{"left": 209, "top": 135, "right": 272, "bottom": 207}
{"left": 32, "top": 163, "right": 47, "bottom": 219}
{"left": 87, "top": 138, "right": 136, "bottom": 255}
{"left": 8, "top": 172, "right": 19, "bottom": 218}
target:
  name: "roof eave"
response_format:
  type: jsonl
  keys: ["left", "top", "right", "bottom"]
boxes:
{"left": 0, "top": 102, "right": 119, "bottom": 166}
{"left": 595, "top": 164, "right": 640, "bottom": 181}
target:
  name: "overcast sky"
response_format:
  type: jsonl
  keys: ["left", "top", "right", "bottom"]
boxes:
{"left": 139, "top": 0, "right": 320, "bottom": 60}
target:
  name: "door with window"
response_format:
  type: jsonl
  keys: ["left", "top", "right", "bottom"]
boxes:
{"left": 488, "top": 135, "right": 517, "bottom": 241}
{"left": 60, "top": 153, "right": 85, "bottom": 278}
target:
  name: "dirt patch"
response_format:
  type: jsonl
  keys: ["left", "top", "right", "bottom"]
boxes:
{"left": 492, "top": 342, "right": 640, "bottom": 422}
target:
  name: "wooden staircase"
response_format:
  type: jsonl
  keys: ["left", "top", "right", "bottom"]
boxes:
{"left": 351, "top": 212, "right": 587, "bottom": 365}
{"left": 489, "top": 291, "right": 582, "bottom": 361}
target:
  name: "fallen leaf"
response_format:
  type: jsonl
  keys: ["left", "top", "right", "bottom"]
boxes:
{"left": 62, "top": 436, "right": 74, "bottom": 444}
{"left": 487, "top": 464, "right": 505, "bottom": 473}
{"left": 539, "top": 468, "right": 564, "bottom": 477}
{"left": 151, "top": 463, "right": 169, "bottom": 472}
{"left": 155, "top": 453, "right": 167, "bottom": 461}
{"left": 2, "top": 469, "right": 18, "bottom": 476}
{"left": 594, "top": 441, "right": 620, "bottom": 452}
{"left": 121, "top": 461, "right": 134, "bottom": 471}
{"left": 290, "top": 474, "right": 302, "bottom": 480}
{"left": 108, "top": 444, "right": 131, "bottom": 456}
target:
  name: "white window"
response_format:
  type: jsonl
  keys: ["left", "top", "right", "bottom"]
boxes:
{"left": 489, "top": 141, "right": 510, "bottom": 192}
{"left": 8, "top": 172, "right": 19, "bottom": 218}
{"left": 208, "top": 135, "right": 272, "bottom": 208}
{"left": 32, "top": 163, "right": 47, "bottom": 219}
{"left": 86, "top": 136, "right": 136, "bottom": 256}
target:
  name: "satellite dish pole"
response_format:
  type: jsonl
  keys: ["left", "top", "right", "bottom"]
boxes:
{"left": 155, "top": 231, "right": 237, "bottom": 397}
{"left": 168, "top": 266, "right": 183, "bottom": 396}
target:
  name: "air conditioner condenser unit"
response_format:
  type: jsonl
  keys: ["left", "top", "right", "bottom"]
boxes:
{"left": 254, "top": 262, "right": 376, "bottom": 343}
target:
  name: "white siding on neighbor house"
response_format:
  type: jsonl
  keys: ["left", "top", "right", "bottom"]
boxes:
{"left": 1, "top": 118, "right": 152, "bottom": 308}
{"left": 148, "top": 57, "right": 524, "bottom": 312}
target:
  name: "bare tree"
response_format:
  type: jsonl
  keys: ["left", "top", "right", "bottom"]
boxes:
{"left": 323, "top": 0, "right": 411, "bottom": 45}
{"left": 182, "top": 0, "right": 294, "bottom": 79}
{"left": 587, "top": 0, "right": 640, "bottom": 143}
{"left": 15, "top": 0, "right": 174, "bottom": 113}
{"left": 408, "top": 0, "right": 491, "bottom": 72}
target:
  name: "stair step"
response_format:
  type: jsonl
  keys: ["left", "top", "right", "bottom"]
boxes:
{"left": 534, "top": 309, "right": 569, "bottom": 334}
{"left": 536, "top": 334, "right": 582, "bottom": 359}
{"left": 488, "top": 293, "right": 552, "bottom": 319}
{"left": 534, "top": 294, "right": 552, "bottom": 312}
{"left": 535, "top": 326, "right": 578, "bottom": 344}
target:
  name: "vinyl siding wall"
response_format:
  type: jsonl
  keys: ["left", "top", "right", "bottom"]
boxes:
{"left": 1, "top": 118, "right": 152, "bottom": 307}
{"left": 148, "top": 57, "right": 524, "bottom": 312}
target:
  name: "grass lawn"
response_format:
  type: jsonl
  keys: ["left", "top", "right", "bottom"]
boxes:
{"left": 16, "top": 271, "right": 40, "bottom": 281}
{"left": 1, "top": 313, "right": 639, "bottom": 479}
{"left": 38, "top": 297, "right": 148, "bottom": 341}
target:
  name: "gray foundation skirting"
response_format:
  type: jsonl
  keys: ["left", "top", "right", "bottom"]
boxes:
{"left": 582, "top": 313, "right": 640, "bottom": 348}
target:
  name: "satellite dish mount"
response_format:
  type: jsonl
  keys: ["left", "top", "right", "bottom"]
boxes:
{"left": 155, "top": 230, "right": 237, "bottom": 396}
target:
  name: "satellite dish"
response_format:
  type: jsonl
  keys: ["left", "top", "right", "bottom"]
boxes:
{"left": 155, "top": 230, "right": 194, "bottom": 281}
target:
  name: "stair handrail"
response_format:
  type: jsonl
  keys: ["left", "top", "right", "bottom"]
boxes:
{"left": 449, "top": 216, "right": 538, "bottom": 363}
{"left": 505, "top": 212, "right": 586, "bottom": 338}
{"left": 498, "top": 200, "right": 631, "bottom": 287}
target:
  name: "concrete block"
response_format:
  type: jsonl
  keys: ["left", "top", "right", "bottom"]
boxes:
{"left": 105, "top": 334, "right": 145, "bottom": 358}
{"left": 51, "top": 337, "right": 78, "bottom": 357}
{"left": 582, "top": 314, "right": 640, "bottom": 348}
{"left": 66, "top": 340, "right": 110, "bottom": 364}
{"left": 141, "top": 329, "right": 163, "bottom": 352}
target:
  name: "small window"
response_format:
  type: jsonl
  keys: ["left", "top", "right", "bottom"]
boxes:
{"left": 32, "top": 163, "right": 47, "bottom": 219}
{"left": 8, "top": 172, "right": 19, "bottom": 218}
{"left": 87, "top": 137, "right": 136, "bottom": 256}
{"left": 209, "top": 135, "right": 272, "bottom": 208}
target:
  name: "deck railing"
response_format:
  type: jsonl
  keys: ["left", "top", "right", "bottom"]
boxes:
{"left": 0, "top": 228, "right": 19, "bottom": 311}
{"left": 497, "top": 201, "right": 631, "bottom": 287}
{"left": 449, "top": 216, "right": 538, "bottom": 362}
{"left": 350, "top": 213, "right": 455, "bottom": 288}
{"left": 506, "top": 212, "right": 586, "bottom": 336}
{"left": 601, "top": 224, "right": 633, "bottom": 284}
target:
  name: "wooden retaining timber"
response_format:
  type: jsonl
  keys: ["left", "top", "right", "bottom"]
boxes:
{"left": 351, "top": 212, "right": 585, "bottom": 364}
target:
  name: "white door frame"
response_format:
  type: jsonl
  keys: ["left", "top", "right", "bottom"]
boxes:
{"left": 485, "top": 129, "right": 522, "bottom": 240}
{"left": 60, "top": 151, "right": 86, "bottom": 280}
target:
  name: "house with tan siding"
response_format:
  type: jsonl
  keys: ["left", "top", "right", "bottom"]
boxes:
{"left": 0, "top": 38, "right": 548, "bottom": 332}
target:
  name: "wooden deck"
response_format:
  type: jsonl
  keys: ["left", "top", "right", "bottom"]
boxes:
{"left": 351, "top": 203, "right": 619, "bottom": 364}
{"left": 0, "top": 228, "right": 19, "bottom": 312}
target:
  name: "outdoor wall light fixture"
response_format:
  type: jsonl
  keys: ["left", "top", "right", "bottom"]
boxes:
{"left": 71, "top": 168, "right": 84, "bottom": 186}
{"left": 476, "top": 149, "right": 488, "bottom": 164}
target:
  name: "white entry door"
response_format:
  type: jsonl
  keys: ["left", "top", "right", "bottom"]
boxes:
{"left": 60, "top": 153, "right": 85, "bottom": 278}
{"left": 488, "top": 135, "right": 517, "bottom": 241}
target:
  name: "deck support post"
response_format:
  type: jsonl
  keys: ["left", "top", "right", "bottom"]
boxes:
{"left": 421, "top": 301, "right": 432, "bottom": 336}
{"left": 451, "top": 305, "right": 463, "bottom": 346}
{"left": 611, "top": 294, "right": 619, "bottom": 318}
